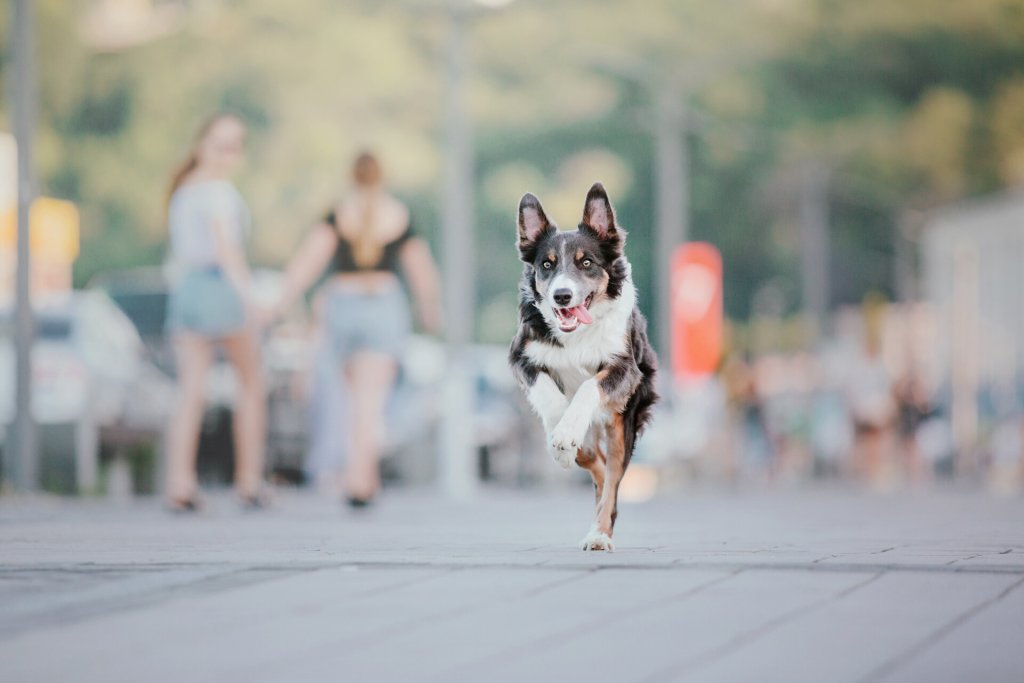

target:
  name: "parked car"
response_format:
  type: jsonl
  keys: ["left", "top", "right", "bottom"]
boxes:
{"left": 0, "top": 291, "right": 174, "bottom": 493}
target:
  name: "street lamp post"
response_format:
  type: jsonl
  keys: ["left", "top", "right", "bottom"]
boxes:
{"left": 10, "top": 0, "right": 37, "bottom": 491}
{"left": 653, "top": 81, "right": 689, "bottom": 379}
{"left": 401, "top": 0, "right": 515, "bottom": 498}
{"left": 437, "top": 5, "right": 478, "bottom": 499}
{"left": 441, "top": 8, "right": 475, "bottom": 352}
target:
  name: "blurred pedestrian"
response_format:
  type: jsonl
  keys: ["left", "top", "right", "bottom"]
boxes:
{"left": 267, "top": 152, "right": 442, "bottom": 506}
{"left": 846, "top": 320, "right": 897, "bottom": 487}
{"left": 164, "top": 113, "right": 267, "bottom": 511}
{"left": 894, "top": 374, "right": 934, "bottom": 484}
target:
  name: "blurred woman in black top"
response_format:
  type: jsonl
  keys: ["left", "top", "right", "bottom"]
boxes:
{"left": 269, "top": 153, "right": 442, "bottom": 505}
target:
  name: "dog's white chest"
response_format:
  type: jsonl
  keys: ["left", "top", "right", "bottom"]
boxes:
{"left": 525, "top": 336, "right": 612, "bottom": 396}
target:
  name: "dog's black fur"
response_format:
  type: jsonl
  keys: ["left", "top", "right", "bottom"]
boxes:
{"left": 509, "top": 183, "right": 657, "bottom": 550}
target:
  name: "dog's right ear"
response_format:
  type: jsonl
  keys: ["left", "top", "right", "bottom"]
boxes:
{"left": 517, "top": 193, "right": 553, "bottom": 259}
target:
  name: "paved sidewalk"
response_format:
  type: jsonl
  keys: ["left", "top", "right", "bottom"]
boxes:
{"left": 1, "top": 487, "right": 1022, "bottom": 682}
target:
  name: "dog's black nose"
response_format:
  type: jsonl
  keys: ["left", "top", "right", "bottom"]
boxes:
{"left": 553, "top": 288, "right": 572, "bottom": 306}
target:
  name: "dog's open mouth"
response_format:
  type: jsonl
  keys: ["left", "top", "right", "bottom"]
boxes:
{"left": 553, "top": 293, "right": 594, "bottom": 332}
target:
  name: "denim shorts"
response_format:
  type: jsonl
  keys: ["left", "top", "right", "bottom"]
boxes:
{"left": 324, "top": 283, "right": 410, "bottom": 361}
{"left": 167, "top": 267, "right": 246, "bottom": 339}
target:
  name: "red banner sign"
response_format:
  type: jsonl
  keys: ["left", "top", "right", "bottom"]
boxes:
{"left": 670, "top": 242, "right": 723, "bottom": 379}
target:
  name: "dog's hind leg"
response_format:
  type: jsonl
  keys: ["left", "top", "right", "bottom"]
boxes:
{"left": 579, "top": 415, "right": 626, "bottom": 551}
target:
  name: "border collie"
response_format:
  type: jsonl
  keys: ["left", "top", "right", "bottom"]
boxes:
{"left": 509, "top": 183, "right": 658, "bottom": 551}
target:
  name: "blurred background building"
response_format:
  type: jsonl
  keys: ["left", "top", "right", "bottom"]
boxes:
{"left": 2, "top": 0, "right": 1024, "bottom": 496}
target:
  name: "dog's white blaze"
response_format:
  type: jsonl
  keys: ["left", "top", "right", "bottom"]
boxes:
{"left": 547, "top": 273, "right": 578, "bottom": 307}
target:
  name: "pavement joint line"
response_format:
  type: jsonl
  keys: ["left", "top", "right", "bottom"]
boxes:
{"left": 945, "top": 553, "right": 983, "bottom": 566}
{"left": 347, "top": 565, "right": 460, "bottom": 599}
{"left": 0, "top": 565, "right": 462, "bottom": 644}
{"left": 2, "top": 559, "right": 1024, "bottom": 574}
{"left": 638, "top": 571, "right": 887, "bottom": 683}
{"left": 433, "top": 568, "right": 745, "bottom": 680}
{"left": 666, "top": 556, "right": 1024, "bottom": 574}
{"left": 854, "top": 574, "right": 1024, "bottom": 683}
{"left": 520, "top": 567, "right": 596, "bottom": 599}
{"left": 228, "top": 566, "right": 600, "bottom": 676}
{"left": 0, "top": 564, "right": 316, "bottom": 641}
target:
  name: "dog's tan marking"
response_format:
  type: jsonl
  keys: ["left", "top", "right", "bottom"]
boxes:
{"left": 594, "top": 413, "right": 627, "bottom": 536}
{"left": 575, "top": 444, "right": 606, "bottom": 504}
{"left": 575, "top": 248, "right": 584, "bottom": 261}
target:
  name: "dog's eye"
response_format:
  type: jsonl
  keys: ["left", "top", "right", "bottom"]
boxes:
{"left": 542, "top": 261, "right": 553, "bottom": 269}
{"left": 581, "top": 259, "right": 592, "bottom": 268}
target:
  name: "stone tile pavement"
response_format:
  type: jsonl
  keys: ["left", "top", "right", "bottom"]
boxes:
{"left": 0, "top": 487, "right": 1021, "bottom": 682}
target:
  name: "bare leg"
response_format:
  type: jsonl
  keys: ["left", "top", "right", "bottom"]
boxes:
{"left": 344, "top": 351, "right": 398, "bottom": 501}
{"left": 166, "top": 333, "right": 213, "bottom": 503}
{"left": 223, "top": 331, "right": 266, "bottom": 498}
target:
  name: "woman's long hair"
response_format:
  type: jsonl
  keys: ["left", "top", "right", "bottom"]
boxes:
{"left": 166, "top": 113, "right": 238, "bottom": 209}
{"left": 349, "top": 152, "right": 385, "bottom": 268}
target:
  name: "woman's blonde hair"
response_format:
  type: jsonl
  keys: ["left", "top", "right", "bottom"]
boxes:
{"left": 166, "top": 113, "right": 243, "bottom": 208}
{"left": 349, "top": 152, "right": 385, "bottom": 268}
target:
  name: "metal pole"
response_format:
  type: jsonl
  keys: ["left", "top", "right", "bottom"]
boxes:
{"left": 950, "top": 241, "right": 979, "bottom": 477}
{"left": 11, "top": 0, "right": 37, "bottom": 491}
{"left": 654, "top": 82, "right": 688, "bottom": 381}
{"left": 438, "top": 7, "right": 477, "bottom": 498}
{"left": 441, "top": 9, "right": 475, "bottom": 350}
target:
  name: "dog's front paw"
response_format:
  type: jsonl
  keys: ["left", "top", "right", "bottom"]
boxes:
{"left": 547, "top": 437, "right": 575, "bottom": 469}
{"left": 579, "top": 529, "right": 614, "bottom": 551}
{"left": 549, "top": 420, "right": 585, "bottom": 469}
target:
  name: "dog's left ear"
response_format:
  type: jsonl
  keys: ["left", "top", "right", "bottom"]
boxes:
{"left": 581, "top": 182, "right": 619, "bottom": 239}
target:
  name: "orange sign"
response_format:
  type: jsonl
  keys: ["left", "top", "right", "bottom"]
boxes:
{"left": 0, "top": 197, "right": 80, "bottom": 263}
{"left": 670, "top": 243, "right": 723, "bottom": 379}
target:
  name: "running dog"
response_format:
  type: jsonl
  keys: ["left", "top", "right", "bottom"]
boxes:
{"left": 509, "top": 182, "right": 658, "bottom": 551}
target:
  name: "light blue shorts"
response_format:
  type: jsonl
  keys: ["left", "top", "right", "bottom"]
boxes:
{"left": 167, "top": 268, "right": 246, "bottom": 339}
{"left": 325, "top": 283, "right": 410, "bottom": 361}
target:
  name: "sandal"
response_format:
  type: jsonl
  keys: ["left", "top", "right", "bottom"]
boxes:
{"left": 344, "top": 494, "right": 375, "bottom": 509}
{"left": 167, "top": 497, "right": 202, "bottom": 513}
{"left": 239, "top": 492, "right": 271, "bottom": 511}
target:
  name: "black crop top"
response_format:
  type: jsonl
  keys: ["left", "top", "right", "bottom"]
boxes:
{"left": 325, "top": 210, "right": 415, "bottom": 273}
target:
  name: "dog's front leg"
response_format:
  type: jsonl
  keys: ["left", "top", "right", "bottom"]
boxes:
{"left": 526, "top": 373, "right": 572, "bottom": 467}
{"left": 550, "top": 378, "right": 600, "bottom": 467}
{"left": 579, "top": 414, "right": 625, "bottom": 552}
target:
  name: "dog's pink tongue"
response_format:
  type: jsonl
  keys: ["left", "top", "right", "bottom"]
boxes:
{"left": 572, "top": 305, "right": 593, "bottom": 325}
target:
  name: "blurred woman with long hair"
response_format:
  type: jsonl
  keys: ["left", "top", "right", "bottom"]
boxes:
{"left": 164, "top": 113, "right": 267, "bottom": 511}
{"left": 269, "top": 152, "right": 442, "bottom": 506}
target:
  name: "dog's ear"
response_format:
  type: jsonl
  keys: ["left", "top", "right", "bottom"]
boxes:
{"left": 581, "top": 182, "right": 619, "bottom": 239}
{"left": 518, "top": 193, "right": 553, "bottom": 257}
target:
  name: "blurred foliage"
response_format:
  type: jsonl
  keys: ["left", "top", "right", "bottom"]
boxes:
{"left": 1, "top": 0, "right": 1023, "bottom": 344}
